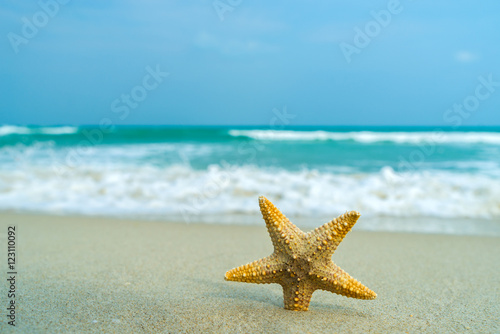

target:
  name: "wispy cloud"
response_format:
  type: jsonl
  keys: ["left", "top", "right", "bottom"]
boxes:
{"left": 454, "top": 50, "right": 480, "bottom": 63}
{"left": 194, "top": 31, "right": 278, "bottom": 55}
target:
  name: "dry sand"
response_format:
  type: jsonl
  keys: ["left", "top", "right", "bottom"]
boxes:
{"left": 0, "top": 213, "right": 499, "bottom": 333}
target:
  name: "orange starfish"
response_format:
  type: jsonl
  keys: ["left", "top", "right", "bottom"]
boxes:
{"left": 225, "top": 196, "right": 377, "bottom": 311}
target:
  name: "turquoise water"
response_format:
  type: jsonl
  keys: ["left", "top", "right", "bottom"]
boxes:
{"left": 3, "top": 125, "right": 500, "bottom": 172}
{"left": 1, "top": 125, "right": 499, "bottom": 235}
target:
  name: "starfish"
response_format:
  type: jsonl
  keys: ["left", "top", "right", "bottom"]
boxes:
{"left": 225, "top": 196, "right": 376, "bottom": 311}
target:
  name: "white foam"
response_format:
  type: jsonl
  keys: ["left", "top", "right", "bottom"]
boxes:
{"left": 0, "top": 164, "right": 499, "bottom": 226}
{"left": 0, "top": 125, "right": 79, "bottom": 136}
{"left": 229, "top": 130, "right": 500, "bottom": 145}
{"left": 38, "top": 126, "right": 79, "bottom": 135}
{"left": 0, "top": 125, "right": 32, "bottom": 136}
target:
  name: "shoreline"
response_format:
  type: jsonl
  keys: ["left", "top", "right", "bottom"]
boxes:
{"left": 0, "top": 213, "right": 499, "bottom": 332}
{"left": 1, "top": 210, "right": 499, "bottom": 237}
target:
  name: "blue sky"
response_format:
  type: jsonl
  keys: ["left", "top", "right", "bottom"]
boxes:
{"left": 1, "top": 0, "right": 499, "bottom": 126}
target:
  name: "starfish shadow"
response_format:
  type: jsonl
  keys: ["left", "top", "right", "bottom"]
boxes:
{"left": 307, "top": 300, "right": 371, "bottom": 318}
{"left": 189, "top": 277, "right": 283, "bottom": 308}
{"left": 189, "top": 277, "right": 373, "bottom": 317}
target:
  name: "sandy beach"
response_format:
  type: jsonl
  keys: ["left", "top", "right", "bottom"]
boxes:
{"left": 0, "top": 213, "right": 499, "bottom": 333}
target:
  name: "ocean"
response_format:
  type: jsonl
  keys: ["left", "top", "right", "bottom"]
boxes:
{"left": 1, "top": 125, "right": 499, "bottom": 235}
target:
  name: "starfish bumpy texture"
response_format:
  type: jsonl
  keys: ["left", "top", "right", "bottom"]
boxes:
{"left": 225, "top": 196, "right": 376, "bottom": 311}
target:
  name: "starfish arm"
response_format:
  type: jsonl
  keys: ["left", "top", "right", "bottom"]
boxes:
{"left": 312, "top": 262, "right": 377, "bottom": 300}
{"left": 281, "top": 281, "right": 315, "bottom": 311}
{"left": 225, "top": 255, "right": 286, "bottom": 284}
{"left": 306, "top": 211, "right": 361, "bottom": 259}
{"left": 259, "top": 196, "right": 305, "bottom": 253}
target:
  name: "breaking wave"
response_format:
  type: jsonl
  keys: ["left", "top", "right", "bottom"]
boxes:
{"left": 0, "top": 125, "right": 79, "bottom": 137}
{"left": 228, "top": 130, "right": 500, "bottom": 145}
{"left": 0, "top": 163, "right": 499, "bottom": 221}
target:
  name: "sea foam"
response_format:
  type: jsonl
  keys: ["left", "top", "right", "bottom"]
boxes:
{"left": 0, "top": 125, "right": 79, "bottom": 137}
{"left": 0, "top": 163, "right": 499, "bottom": 221}
{"left": 229, "top": 129, "right": 500, "bottom": 145}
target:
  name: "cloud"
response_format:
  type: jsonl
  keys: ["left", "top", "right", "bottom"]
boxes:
{"left": 454, "top": 50, "right": 479, "bottom": 63}
{"left": 194, "top": 31, "right": 278, "bottom": 55}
